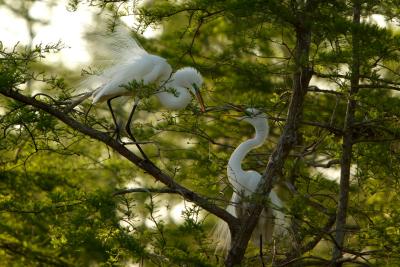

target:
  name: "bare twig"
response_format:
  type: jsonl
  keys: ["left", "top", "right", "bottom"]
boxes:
{"left": 308, "top": 85, "right": 343, "bottom": 96}
{"left": 307, "top": 159, "right": 341, "bottom": 168}
{"left": 113, "top": 187, "right": 180, "bottom": 196}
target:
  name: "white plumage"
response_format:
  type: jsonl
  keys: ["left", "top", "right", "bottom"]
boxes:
{"left": 156, "top": 67, "right": 204, "bottom": 110}
{"left": 78, "top": 26, "right": 206, "bottom": 160}
{"left": 84, "top": 26, "right": 205, "bottom": 111}
{"left": 92, "top": 54, "right": 172, "bottom": 104}
{"left": 74, "top": 27, "right": 205, "bottom": 159}
{"left": 214, "top": 108, "right": 287, "bottom": 253}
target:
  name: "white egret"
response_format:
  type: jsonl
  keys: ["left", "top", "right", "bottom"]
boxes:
{"left": 214, "top": 108, "right": 287, "bottom": 252}
{"left": 80, "top": 27, "right": 206, "bottom": 159}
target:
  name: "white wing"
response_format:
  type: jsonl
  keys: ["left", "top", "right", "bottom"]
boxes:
{"left": 78, "top": 25, "right": 150, "bottom": 97}
{"left": 92, "top": 55, "right": 159, "bottom": 103}
{"left": 101, "top": 25, "right": 148, "bottom": 64}
{"left": 76, "top": 24, "right": 173, "bottom": 103}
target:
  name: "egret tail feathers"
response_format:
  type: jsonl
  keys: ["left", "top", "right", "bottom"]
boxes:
{"left": 212, "top": 193, "right": 238, "bottom": 254}
{"left": 269, "top": 190, "right": 289, "bottom": 238}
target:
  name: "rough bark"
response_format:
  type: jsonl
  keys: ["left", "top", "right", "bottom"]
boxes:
{"left": 332, "top": 1, "right": 361, "bottom": 265}
{"left": 224, "top": 4, "right": 315, "bottom": 266}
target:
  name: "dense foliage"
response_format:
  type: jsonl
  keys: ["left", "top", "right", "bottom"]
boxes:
{"left": 1, "top": 0, "right": 400, "bottom": 266}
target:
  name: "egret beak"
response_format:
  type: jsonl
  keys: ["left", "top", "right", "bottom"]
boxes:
{"left": 228, "top": 104, "right": 245, "bottom": 112}
{"left": 192, "top": 83, "right": 206, "bottom": 112}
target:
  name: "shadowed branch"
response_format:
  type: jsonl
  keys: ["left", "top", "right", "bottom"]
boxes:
{"left": 0, "top": 87, "right": 237, "bottom": 226}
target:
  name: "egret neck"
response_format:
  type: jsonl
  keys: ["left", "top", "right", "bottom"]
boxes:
{"left": 227, "top": 117, "right": 269, "bottom": 190}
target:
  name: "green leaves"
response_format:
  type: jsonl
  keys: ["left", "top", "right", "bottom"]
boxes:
{"left": 1, "top": 0, "right": 400, "bottom": 265}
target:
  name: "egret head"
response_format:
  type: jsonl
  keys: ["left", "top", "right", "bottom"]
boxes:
{"left": 241, "top": 108, "right": 269, "bottom": 132}
{"left": 171, "top": 67, "right": 205, "bottom": 112}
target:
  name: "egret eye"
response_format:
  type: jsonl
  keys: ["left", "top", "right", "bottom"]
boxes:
{"left": 192, "top": 83, "right": 200, "bottom": 92}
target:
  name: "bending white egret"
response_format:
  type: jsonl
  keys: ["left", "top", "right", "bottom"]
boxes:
{"left": 214, "top": 108, "right": 287, "bottom": 252}
{"left": 81, "top": 27, "right": 206, "bottom": 159}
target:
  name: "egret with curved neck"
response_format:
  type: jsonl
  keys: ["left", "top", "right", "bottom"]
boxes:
{"left": 81, "top": 26, "right": 206, "bottom": 159}
{"left": 227, "top": 108, "right": 269, "bottom": 193}
{"left": 156, "top": 67, "right": 205, "bottom": 110}
{"left": 214, "top": 108, "right": 287, "bottom": 253}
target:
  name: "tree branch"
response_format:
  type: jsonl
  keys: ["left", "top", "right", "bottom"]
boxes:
{"left": 278, "top": 213, "right": 335, "bottom": 265}
{"left": 0, "top": 239, "right": 72, "bottom": 267}
{"left": 332, "top": 2, "right": 361, "bottom": 265}
{"left": 0, "top": 87, "right": 238, "bottom": 225}
{"left": 307, "top": 159, "right": 341, "bottom": 168}
{"left": 225, "top": 2, "right": 315, "bottom": 264}
{"left": 314, "top": 72, "right": 400, "bottom": 91}
{"left": 113, "top": 187, "right": 180, "bottom": 196}
{"left": 307, "top": 85, "right": 343, "bottom": 96}
{"left": 269, "top": 116, "right": 343, "bottom": 136}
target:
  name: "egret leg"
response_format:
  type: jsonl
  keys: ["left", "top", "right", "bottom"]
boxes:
{"left": 84, "top": 104, "right": 92, "bottom": 124}
{"left": 125, "top": 99, "right": 149, "bottom": 161}
{"left": 107, "top": 97, "right": 122, "bottom": 141}
{"left": 259, "top": 235, "right": 265, "bottom": 267}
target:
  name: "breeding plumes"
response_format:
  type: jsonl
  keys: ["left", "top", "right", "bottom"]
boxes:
{"left": 214, "top": 108, "right": 287, "bottom": 253}
{"left": 79, "top": 26, "right": 205, "bottom": 159}
{"left": 91, "top": 54, "right": 172, "bottom": 104}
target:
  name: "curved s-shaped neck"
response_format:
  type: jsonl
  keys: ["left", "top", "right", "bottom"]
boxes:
{"left": 227, "top": 120, "right": 269, "bottom": 187}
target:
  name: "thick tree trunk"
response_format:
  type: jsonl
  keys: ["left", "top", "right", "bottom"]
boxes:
{"left": 332, "top": 1, "right": 361, "bottom": 265}
{"left": 225, "top": 8, "right": 314, "bottom": 267}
